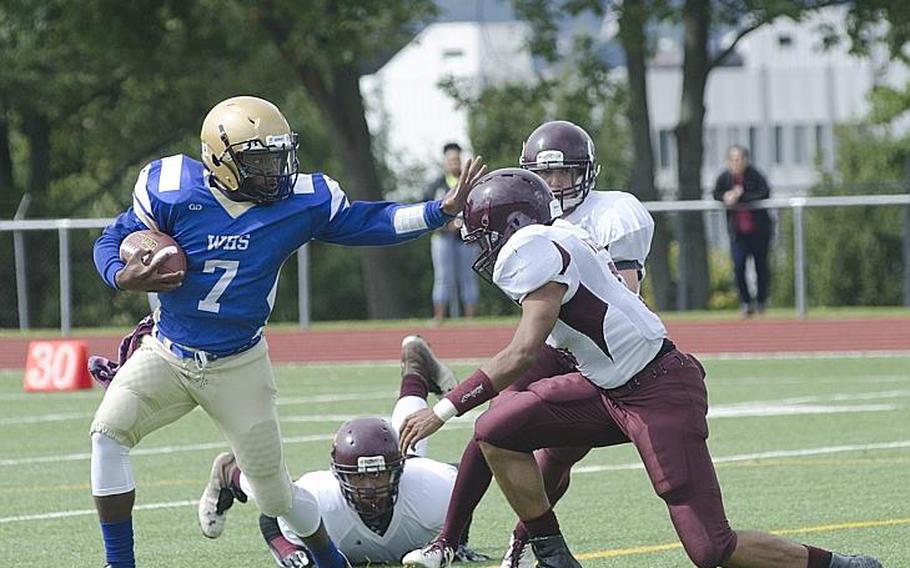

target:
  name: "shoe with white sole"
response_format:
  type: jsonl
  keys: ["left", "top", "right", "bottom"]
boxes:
{"left": 401, "top": 335, "right": 457, "bottom": 396}
{"left": 402, "top": 540, "right": 456, "bottom": 568}
{"left": 500, "top": 533, "right": 533, "bottom": 568}
{"left": 198, "top": 452, "right": 244, "bottom": 539}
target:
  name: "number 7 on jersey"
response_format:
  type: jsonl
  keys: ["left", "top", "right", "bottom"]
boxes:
{"left": 198, "top": 259, "right": 239, "bottom": 313}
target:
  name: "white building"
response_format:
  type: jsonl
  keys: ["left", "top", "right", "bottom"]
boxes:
{"left": 362, "top": 5, "right": 906, "bottom": 197}
{"left": 361, "top": 21, "right": 533, "bottom": 195}
{"left": 650, "top": 7, "right": 907, "bottom": 196}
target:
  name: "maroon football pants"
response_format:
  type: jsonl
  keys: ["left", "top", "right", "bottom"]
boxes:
{"left": 474, "top": 350, "right": 737, "bottom": 568}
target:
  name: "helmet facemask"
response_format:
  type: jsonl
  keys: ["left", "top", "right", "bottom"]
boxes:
{"left": 525, "top": 162, "right": 597, "bottom": 214}
{"left": 462, "top": 224, "right": 504, "bottom": 285}
{"left": 462, "top": 210, "right": 541, "bottom": 284}
{"left": 332, "top": 455, "right": 404, "bottom": 520}
{"left": 214, "top": 129, "right": 299, "bottom": 204}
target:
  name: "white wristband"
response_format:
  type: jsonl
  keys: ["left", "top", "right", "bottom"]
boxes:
{"left": 432, "top": 398, "right": 458, "bottom": 422}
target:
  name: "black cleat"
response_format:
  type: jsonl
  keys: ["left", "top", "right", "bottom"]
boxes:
{"left": 830, "top": 553, "right": 883, "bottom": 568}
{"left": 529, "top": 534, "right": 582, "bottom": 568}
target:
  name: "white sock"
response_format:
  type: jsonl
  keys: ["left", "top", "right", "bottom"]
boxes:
{"left": 392, "top": 396, "right": 429, "bottom": 457}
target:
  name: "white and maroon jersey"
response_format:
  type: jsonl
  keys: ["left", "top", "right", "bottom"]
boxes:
{"left": 279, "top": 458, "right": 457, "bottom": 564}
{"left": 493, "top": 220, "right": 667, "bottom": 389}
{"left": 562, "top": 190, "right": 654, "bottom": 270}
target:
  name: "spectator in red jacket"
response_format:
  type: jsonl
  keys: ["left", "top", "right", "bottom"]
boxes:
{"left": 713, "top": 146, "right": 773, "bottom": 318}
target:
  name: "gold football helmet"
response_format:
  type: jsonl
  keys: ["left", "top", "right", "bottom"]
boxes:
{"left": 201, "top": 96, "right": 299, "bottom": 203}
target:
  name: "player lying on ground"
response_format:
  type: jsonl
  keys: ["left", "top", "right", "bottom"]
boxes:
{"left": 89, "top": 95, "right": 485, "bottom": 568}
{"left": 398, "top": 169, "right": 882, "bottom": 568}
{"left": 196, "top": 336, "right": 489, "bottom": 567}
{"left": 403, "top": 120, "right": 657, "bottom": 568}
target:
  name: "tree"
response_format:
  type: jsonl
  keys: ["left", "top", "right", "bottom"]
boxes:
{"left": 617, "top": 0, "right": 676, "bottom": 309}
{"left": 669, "top": 0, "right": 853, "bottom": 308}
{"left": 250, "top": 0, "right": 437, "bottom": 319}
{"left": 455, "top": 0, "right": 678, "bottom": 308}
{"left": 0, "top": 1, "right": 327, "bottom": 327}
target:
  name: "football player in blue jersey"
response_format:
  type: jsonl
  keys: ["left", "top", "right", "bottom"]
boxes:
{"left": 90, "top": 96, "right": 485, "bottom": 568}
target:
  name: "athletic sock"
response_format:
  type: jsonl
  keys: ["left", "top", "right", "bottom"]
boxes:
{"left": 525, "top": 507, "right": 560, "bottom": 539}
{"left": 438, "top": 440, "right": 494, "bottom": 545}
{"left": 309, "top": 538, "right": 347, "bottom": 568}
{"left": 400, "top": 373, "right": 429, "bottom": 399}
{"left": 805, "top": 545, "right": 833, "bottom": 568}
{"left": 100, "top": 518, "right": 135, "bottom": 568}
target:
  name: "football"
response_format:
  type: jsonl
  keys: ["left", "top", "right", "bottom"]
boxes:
{"left": 119, "top": 230, "right": 187, "bottom": 274}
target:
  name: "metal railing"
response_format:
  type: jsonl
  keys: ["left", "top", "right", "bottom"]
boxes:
{"left": 642, "top": 194, "right": 910, "bottom": 315}
{"left": 1, "top": 193, "right": 909, "bottom": 334}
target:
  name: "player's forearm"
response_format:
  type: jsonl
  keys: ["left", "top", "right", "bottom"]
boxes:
{"left": 321, "top": 200, "right": 451, "bottom": 246}
{"left": 481, "top": 346, "right": 538, "bottom": 391}
{"left": 435, "top": 344, "right": 536, "bottom": 420}
{"left": 94, "top": 211, "right": 143, "bottom": 289}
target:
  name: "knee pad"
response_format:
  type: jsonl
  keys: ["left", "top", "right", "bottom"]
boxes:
{"left": 245, "top": 469, "right": 293, "bottom": 517}
{"left": 278, "top": 483, "right": 321, "bottom": 538}
{"left": 90, "top": 431, "right": 135, "bottom": 497}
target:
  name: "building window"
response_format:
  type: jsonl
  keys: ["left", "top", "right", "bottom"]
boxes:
{"left": 778, "top": 34, "right": 793, "bottom": 48}
{"left": 705, "top": 127, "right": 718, "bottom": 167}
{"left": 658, "top": 129, "right": 673, "bottom": 169}
{"left": 815, "top": 124, "right": 826, "bottom": 162}
{"left": 726, "top": 126, "right": 738, "bottom": 147}
{"left": 748, "top": 126, "right": 758, "bottom": 164}
{"left": 773, "top": 125, "right": 784, "bottom": 165}
{"left": 793, "top": 124, "right": 807, "bottom": 165}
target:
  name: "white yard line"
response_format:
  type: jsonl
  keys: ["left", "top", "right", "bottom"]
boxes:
{"left": 0, "top": 392, "right": 399, "bottom": 428}
{"left": 0, "top": 499, "right": 197, "bottom": 524}
{"left": 3, "top": 440, "right": 909, "bottom": 525}
{"left": 7, "top": 386, "right": 906, "bottom": 428}
{"left": 708, "top": 403, "right": 897, "bottom": 418}
{"left": 0, "top": 423, "right": 477, "bottom": 467}
{"left": 0, "top": 412, "right": 94, "bottom": 426}
{"left": 276, "top": 391, "right": 396, "bottom": 405}
{"left": 696, "top": 350, "right": 910, "bottom": 360}
{"left": 718, "top": 389, "right": 910, "bottom": 408}
{"left": 573, "top": 440, "right": 910, "bottom": 475}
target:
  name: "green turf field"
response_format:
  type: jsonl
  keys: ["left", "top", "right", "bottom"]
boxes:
{"left": 1, "top": 356, "right": 908, "bottom": 567}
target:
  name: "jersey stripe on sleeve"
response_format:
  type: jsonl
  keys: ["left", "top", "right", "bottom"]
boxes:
{"left": 131, "top": 165, "right": 158, "bottom": 230}
{"left": 324, "top": 175, "right": 349, "bottom": 221}
{"left": 157, "top": 155, "right": 184, "bottom": 192}
{"left": 393, "top": 204, "right": 429, "bottom": 233}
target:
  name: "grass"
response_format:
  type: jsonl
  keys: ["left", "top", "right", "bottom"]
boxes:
{"left": 2, "top": 305, "right": 909, "bottom": 339}
{"left": 0, "top": 356, "right": 908, "bottom": 567}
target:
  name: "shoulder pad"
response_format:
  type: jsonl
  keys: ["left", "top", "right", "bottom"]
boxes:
{"left": 140, "top": 154, "right": 205, "bottom": 205}
{"left": 494, "top": 229, "right": 568, "bottom": 303}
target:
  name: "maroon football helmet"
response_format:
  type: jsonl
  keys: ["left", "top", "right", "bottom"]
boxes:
{"left": 330, "top": 417, "right": 405, "bottom": 519}
{"left": 461, "top": 168, "right": 562, "bottom": 283}
{"left": 519, "top": 120, "right": 600, "bottom": 213}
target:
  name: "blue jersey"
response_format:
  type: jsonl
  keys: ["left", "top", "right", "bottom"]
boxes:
{"left": 94, "top": 154, "right": 449, "bottom": 354}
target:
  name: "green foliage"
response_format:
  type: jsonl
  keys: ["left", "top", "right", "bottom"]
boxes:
{"left": 0, "top": 0, "right": 447, "bottom": 326}
{"left": 770, "top": 124, "right": 909, "bottom": 309}
{"left": 805, "top": 127, "right": 907, "bottom": 306}
{"left": 844, "top": 0, "right": 910, "bottom": 63}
